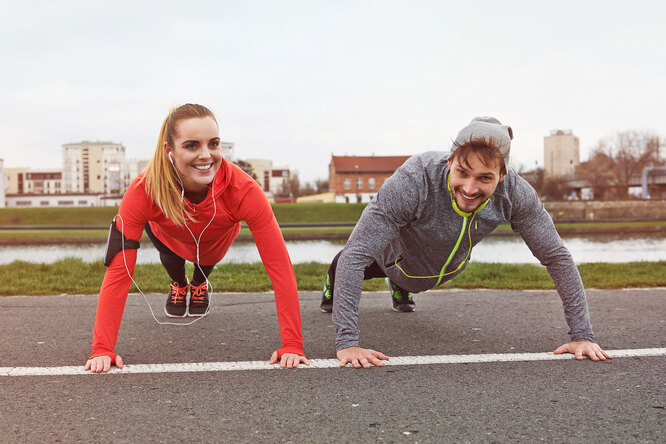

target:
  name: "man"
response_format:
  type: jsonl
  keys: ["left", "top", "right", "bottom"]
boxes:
{"left": 321, "top": 117, "right": 611, "bottom": 368}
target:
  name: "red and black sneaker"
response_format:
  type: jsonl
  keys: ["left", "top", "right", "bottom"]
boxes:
{"left": 188, "top": 281, "right": 210, "bottom": 316}
{"left": 165, "top": 281, "right": 189, "bottom": 317}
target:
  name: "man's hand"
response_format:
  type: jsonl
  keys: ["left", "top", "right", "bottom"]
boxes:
{"left": 84, "top": 355, "right": 124, "bottom": 373}
{"left": 337, "top": 346, "right": 389, "bottom": 368}
{"left": 554, "top": 341, "right": 612, "bottom": 361}
{"left": 270, "top": 351, "right": 310, "bottom": 368}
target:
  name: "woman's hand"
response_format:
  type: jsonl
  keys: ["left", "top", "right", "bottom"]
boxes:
{"left": 270, "top": 351, "right": 310, "bottom": 368}
{"left": 84, "top": 355, "right": 124, "bottom": 373}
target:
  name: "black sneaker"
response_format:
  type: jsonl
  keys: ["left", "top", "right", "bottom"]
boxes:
{"left": 188, "top": 281, "right": 210, "bottom": 316}
{"left": 386, "top": 278, "right": 415, "bottom": 312}
{"left": 165, "top": 281, "right": 188, "bottom": 317}
{"left": 320, "top": 272, "right": 333, "bottom": 313}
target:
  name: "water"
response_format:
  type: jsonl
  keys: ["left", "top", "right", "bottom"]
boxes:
{"left": 1, "top": 234, "right": 665, "bottom": 265}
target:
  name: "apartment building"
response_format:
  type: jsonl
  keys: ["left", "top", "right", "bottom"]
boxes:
{"left": 62, "top": 141, "right": 129, "bottom": 194}
{"left": 4, "top": 168, "right": 62, "bottom": 195}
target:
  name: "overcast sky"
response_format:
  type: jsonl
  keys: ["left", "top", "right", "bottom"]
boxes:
{"left": 1, "top": 0, "right": 664, "bottom": 183}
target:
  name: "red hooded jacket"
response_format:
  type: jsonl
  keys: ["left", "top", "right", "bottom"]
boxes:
{"left": 90, "top": 159, "right": 304, "bottom": 361}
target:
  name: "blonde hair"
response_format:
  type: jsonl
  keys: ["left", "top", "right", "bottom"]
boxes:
{"left": 142, "top": 104, "right": 218, "bottom": 226}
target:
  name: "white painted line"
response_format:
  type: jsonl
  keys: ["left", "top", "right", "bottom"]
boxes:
{"left": 1, "top": 348, "right": 664, "bottom": 376}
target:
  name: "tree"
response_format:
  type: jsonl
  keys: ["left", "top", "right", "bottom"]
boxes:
{"left": 233, "top": 160, "right": 258, "bottom": 181}
{"left": 299, "top": 182, "right": 316, "bottom": 196}
{"left": 276, "top": 172, "right": 301, "bottom": 198}
{"left": 575, "top": 150, "right": 616, "bottom": 200}
{"left": 520, "top": 167, "right": 545, "bottom": 196}
{"left": 579, "top": 131, "right": 662, "bottom": 199}
{"left": 541, "top": 176, "right": 568, "bottom": 201}
{"left": 314, "top": 179, "right": 329, "bottom": 194}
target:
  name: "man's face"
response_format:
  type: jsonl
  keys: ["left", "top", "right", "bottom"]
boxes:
{"left": 448, "top": 152, "right": 505, "bottom": 213}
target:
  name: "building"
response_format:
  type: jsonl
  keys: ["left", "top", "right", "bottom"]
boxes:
{"left": 127, "top": 158, "right": 150, "bottom": 181}
{"left": 544, "top": 129, "right": 580, "bottom": 177}
{"left": 4, "top": 168, "right": 62, "bottom": 195}
{"left": 0, "top": 159, "right": 6, "bottom": 208}
{"left": 245, "top": 158, "right": 272, "bottom": 192}
{"left": 269, "top": 167, "right": 291, "bottom": 195}
{"left": 5, "top": 192, "right": 106, "bottom": 208}
{"left": 220, "top": 141, "right": 236, "bottom": 162}
{"left": 62, "top": 141, "right": 129, "bottom": 195}
{"left": 245, "top": 158, "right": 291, "bottom": 196}
{"left": 329, "top": 155, "right": 411, "bottom": 203}
{"left": 1, "top": 140, "right": 154, "bottom": 208}
{"left": 296, "top": 191, "right": 336, "bottom": 203}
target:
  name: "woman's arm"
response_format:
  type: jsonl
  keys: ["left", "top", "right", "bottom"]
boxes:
{"left": 238, "top": 183, "right": 306, "bottom": 362}
{"left": 86, "top": 183, "right": 149, "bottom": 371}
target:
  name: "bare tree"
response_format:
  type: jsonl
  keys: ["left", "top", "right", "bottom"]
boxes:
{"left": 299, "top": 182, "right": 316, "bottom": 196}
{"left": 541, "top": 176, "right": 569, "bottom": 201}
{"left": 520, "top": 167, "right": 545, "bottom": 196}
{"left": 575, "top": 149, "right": 616, "bottom": 200}
{"left": 276, "top": 172, "right": 301, "bottom": 198}
{"left": 585, "top": 130, "right": 662, "bottom": 198}
{"left": 315, "top": 178, "right": 329, "bottom": 194}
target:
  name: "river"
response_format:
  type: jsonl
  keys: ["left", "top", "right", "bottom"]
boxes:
{"left": 1, "top": 233, "right": 665, "bottom": 265}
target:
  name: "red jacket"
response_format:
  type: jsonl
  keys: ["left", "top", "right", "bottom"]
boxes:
{"left": 91, "top": 160, "right": 304, "bottom": 361}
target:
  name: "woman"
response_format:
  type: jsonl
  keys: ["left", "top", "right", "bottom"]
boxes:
{"left": 85, "top": 103, "right": 309, "bottom": 372}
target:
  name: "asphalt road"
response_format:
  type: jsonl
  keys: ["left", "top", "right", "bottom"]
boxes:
{"left": 1, "top": 288, "right": 664, "bottom": 443}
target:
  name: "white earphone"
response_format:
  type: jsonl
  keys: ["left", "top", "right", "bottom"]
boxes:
{"left": 114, "top": 147, "right": 217, "bottom": 326}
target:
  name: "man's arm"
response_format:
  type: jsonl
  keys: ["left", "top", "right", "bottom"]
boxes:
{"left": 515, "top": 207, "right": 595, "bottom": 340}
{"left": 508, "top": 174, "right": 611, "bottom": 360}
{"left": 332, "top": 157, "right": 425, "bottom": 354}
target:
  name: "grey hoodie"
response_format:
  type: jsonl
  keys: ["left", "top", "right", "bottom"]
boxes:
{"left": 332, "top": 151, "right": 594, "bottom": 350}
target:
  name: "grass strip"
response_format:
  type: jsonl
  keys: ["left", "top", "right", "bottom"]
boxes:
{"left": 0, "top": 203, "right": 368, "bottom": 226}
{"left": 1, "top": 259, "right": 664, "bottom": 296}
{"left": 3, "top": 205, "right": 666, "bottom": 227}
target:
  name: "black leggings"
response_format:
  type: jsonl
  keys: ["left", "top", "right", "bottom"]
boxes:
{"left": 144, "top": 223, "right": 215, "bottom": 286}
{"left": 327, "top": 249, "right": 407, "bottom": 292}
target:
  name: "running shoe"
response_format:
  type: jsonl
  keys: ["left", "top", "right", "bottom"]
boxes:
{"left": 188, "top": 281, "right": 210, "bottom": 316}
{"left": 320, "top": 272, "right": 333, "bottom": 313}
{"left": 385, "top": 277, "right": 415, "bottom": 312}
{"left": 165, "top": 280, "right": 189, "bottom": 317}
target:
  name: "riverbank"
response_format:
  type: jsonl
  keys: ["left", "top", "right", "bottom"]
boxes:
{"left": 2, "top": 220, "right": 666, "bottom": 245}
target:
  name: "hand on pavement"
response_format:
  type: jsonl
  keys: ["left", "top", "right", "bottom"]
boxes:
{"left": 337, "top": 346, "right": 389, "bottom": 368}
{"left": 84, "top": 355, "right": 124, "bottom": 373}
{"left": 270, "top": 351, "right": 310, "bottom": 368}
{"left": 554, "top": 341, "right": 612, "bottom": 361}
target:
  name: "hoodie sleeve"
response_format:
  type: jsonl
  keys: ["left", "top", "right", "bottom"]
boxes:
{"left": 89, "top": 183, "right": 150, "bottom": 361}
{"left": 507, "top": 173, "right": 595, "bottom": 342}
{"left": 332, "top": 156, "right": 424, "bottom": 350}
{"left": 237, "top": 181, "right": 305, "bottom": 358}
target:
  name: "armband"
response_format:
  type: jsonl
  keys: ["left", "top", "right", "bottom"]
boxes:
{"left": 104, "top": 218, "right": 140, "bottom": 266}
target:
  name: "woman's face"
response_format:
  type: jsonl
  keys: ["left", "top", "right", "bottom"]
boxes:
{"left": 167, "top": 117, "right": 222, "bottom": 193}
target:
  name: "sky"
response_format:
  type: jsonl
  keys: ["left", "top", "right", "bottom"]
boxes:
{"left": 1, "top": 0, "right": 665, "bottom": 184}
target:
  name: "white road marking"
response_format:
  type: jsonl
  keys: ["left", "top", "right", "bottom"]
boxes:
{"left": 1, "top": 348, "right": 663, "bottom": 376}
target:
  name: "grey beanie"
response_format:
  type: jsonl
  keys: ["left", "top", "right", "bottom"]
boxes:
{"left": 453, "top": 116, "right": 513, "bottom": 165}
